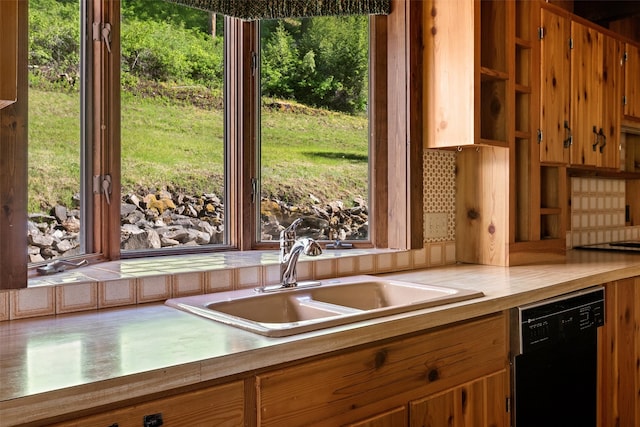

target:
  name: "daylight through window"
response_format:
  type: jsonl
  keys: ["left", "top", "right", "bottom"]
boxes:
{"left": 27, "top": 0, "right": 85, "bottom": 263}
{"left": 259, "top": 16, "right": 370, "bottom": 243}
{"left": 120, "top": 1, "right": 227, "bottom": 252}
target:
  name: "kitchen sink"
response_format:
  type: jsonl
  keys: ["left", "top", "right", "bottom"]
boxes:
{"left": 165, "top": 275, "right": 484, "bottom": 337}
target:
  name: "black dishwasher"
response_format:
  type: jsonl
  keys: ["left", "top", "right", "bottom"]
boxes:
{"left": 511, "top": 287, "right": 605, "bottom": 427}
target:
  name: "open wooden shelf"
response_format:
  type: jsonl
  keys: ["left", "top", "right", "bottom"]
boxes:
{"left": 480, "top": 67, "right": 509, "bottom": 81}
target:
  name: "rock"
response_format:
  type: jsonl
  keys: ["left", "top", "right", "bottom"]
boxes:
{"left": 55, "top": 239, "right": 76, "bottom": 252}
{"left": 62, "top": 216, "right": 80, "bottom": 233}
{"left": 127, "top": 193, "right": 141, "bottom": 209}
{"left": 161, "top": 237, "right": 180, "bottom": 247}
{"left": 29, "top": 233, "right": 54, "bottom": 248}
{"left": 29, "top": 253, "right": 45, "bottom": 263}
{"left": 28, "top": 213, "right": 56, "bottom": 224}
{"left": 195, "top": 220, "right": 215, "bottom": 236}
{"left": 121, "top": 203, "right": 137, "bottom": 217}
{"left": 122, "top": 210, "right": 145, "bottom": 224}
{"left": 144, "top": 194, "right": 176, "bottom": 213}
{"left": 161, "top": 228, "right": 191, "bottom": 243}
{"left": 121, "top": 229, "right": 161, "bottom": 250}
{"left": 27, "top": 185, "right": 369, "bottom": 261}
{"left": 53, "top": 205, "right": 68, "bottom": 222}
{"left": 121, "top": 223, "right": 143, "bottom": 235}
{"left": 41, "top": 247, "right": 60, "bottom": 258}
{"left": 261, "top": 199, "right": 281, "bottom": 219}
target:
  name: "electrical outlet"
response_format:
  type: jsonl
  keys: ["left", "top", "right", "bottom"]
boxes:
{"left": 424, "top": 212, "right": 448, "bottom": 239}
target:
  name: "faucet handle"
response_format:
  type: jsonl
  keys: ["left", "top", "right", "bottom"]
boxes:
{"left": 284, "top": 218, "right": 303, "bottom": 233}
{"left": 280, "top": 218, "right": 303, "bottom": 243}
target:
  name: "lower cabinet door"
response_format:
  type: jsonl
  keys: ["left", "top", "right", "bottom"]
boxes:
{"left": 343, "top": 406, "right": 408, "bottom": 427}
{"left": 409, "top": 371, "right": 509, "bottom": 427}
{"left": 50, "top": 381, "right": 245, "bottom": 427}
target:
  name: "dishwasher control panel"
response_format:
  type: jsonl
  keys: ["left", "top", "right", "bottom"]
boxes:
{"left": 513, "top": 286, "right": 604, "bottom": 355}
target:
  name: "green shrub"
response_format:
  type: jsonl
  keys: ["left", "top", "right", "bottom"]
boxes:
{"left": 29, "top": 0, "right": 80, "bottom": 77}
{"left": 120, "top": 19, "right": 223, "bottom": 88}
{"left": 261, "top": 16, "right": 369, "bottom": 114}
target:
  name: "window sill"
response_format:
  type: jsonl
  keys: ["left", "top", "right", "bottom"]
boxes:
{"left": 2, "top": 243, "right": 456, "bottom": 321}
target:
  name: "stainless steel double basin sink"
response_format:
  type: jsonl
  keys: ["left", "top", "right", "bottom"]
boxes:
{"left": 165, "top": 275, "right": 483, "bottom": 337}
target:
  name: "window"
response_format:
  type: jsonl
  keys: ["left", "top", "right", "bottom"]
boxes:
{"left": 27, "top": 0, "right": 87, "bottom": 262}
{"left": 258, "top": 17, "right": 370, "bottom": 244}
{"left": 15, "top": 0, "right": 398, "bottom": 282}
{"left": 120, "top": 1, "right": 227, "bottom": 253}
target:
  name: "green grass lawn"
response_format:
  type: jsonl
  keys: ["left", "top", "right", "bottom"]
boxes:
{"left": 28, "top": 88, "right": 368, "bottom": 213}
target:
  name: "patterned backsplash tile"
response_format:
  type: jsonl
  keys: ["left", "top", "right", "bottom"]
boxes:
{"left": 569, "top": 177, "right": 640, "bottom": 246}
{"left": 423, "top": 149, "right": 456, "bottom": 242}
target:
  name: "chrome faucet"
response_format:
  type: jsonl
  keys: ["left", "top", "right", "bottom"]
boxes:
{"left": 279, "top": 218, "right": 322, "bottom": 287}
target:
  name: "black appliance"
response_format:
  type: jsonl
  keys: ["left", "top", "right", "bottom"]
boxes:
{"left": 576, "top": 240, "right": 640, "bottom": 252}
{"left": 511, "top": 287, "right": 605, "bottom": 427}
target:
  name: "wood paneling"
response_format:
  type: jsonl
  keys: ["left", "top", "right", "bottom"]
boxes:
{"left": 570, "top": 20, "right": 603, "bottom": 166}
{"left": 600, "top": 34, "right": 623, "bottom": 168}
{"left": 540, "top": 8, "right": 571, "bottom": 164}
{"left": 624, "top": 43, "right": 640, "bottom": 119}
{"left": 609, "top": 16, "right": 640, "bottom": 44}
{"left": 257, "top": 313, "right": 507, "bottom": 426}
{"left": 456, "top": 147, "right": 509, "bottom": 266}
{"left": 386, "top": 0, "right": 423, "bottom": 250}
{"left": 371, "top": 16, "right": 389, "bottom": 249}
{"left": 409, "top": 372, "right": 509, "bottom": 427}
{"left": 0, "top": 0, "right": 27, "bottom": 290}
{"left": 344, "top": 406, "right": 407, "bottom": 427}
{"left": 600, "top": 278, "right": 640, "bottom": 427}
{"left": 51, "top": 381, "right": 245, "bottom": 427}
{"left": 423, "top": 0, "right": 476, "bottom": 148}
{"left": 0, "top": 0, "right": 17, "bottom": 108}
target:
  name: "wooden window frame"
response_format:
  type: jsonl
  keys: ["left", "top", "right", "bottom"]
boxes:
{"left": 0, "top": 0, "right": 423, "bottom": 290}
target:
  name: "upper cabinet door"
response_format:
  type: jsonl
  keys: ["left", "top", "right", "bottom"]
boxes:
{"left": 624, "top": 43, "right": 640, "bottom": 119}
{"left": 570, "top": 20, "right": 603, "bottom": 167}
{"left": 600, "top": 35, "right": 623, "bottom": 169}
{"left": 424, "top": 0, "right": 512, "bottom": 148}
{"left": 0, "top": 0, "right": 18, "bottom": 109}
{"left": 540, "top": 9, "right": 571, "bottom": 164}
{"left": 423, "top": 0, "right": 476, "bottom": 149}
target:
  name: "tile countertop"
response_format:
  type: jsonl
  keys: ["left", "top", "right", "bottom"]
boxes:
{"left": 2, "top": 250, "right": 640, "bottom": 425}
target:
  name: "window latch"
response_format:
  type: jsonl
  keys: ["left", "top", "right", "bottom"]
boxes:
{"left": 251, "top": 177, "right": 258, "bottom": 203}
{"left": 93, "top": 22, "right": 112, "bottom": 54}
{"left": 251, "top": 51, "right": 258, "bottom": 76}
{"left": 93, "top": 174, "right": 112, "bottom": 205}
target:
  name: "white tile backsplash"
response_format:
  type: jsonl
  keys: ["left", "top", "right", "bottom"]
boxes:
{"left": 569, "top": 177, "right": 640, "bottom": 248}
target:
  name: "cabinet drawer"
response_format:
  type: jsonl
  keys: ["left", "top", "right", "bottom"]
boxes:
{"left": 51, "top": 381, "right": 244, "bottom": 427}
{"left": 257, "top": 313, "right": 507, "bottom": 426}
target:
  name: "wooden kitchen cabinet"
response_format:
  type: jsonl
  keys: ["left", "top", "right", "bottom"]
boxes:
{"left": 570, "top": 21, "right": 626, "bottom": 169}
{"left": 256, "top": 313, "right": 509, "bottom": 427}
{"left": 570, "top": 20, "right": 604, "bottom": 167}
{"left": 624, "top": 43, "right": 640, "bottom": 119}
{"left": 600, "top": 34, "right": 623, "bottom": 169}
{"left": 423, "top": 0, "right": 513, "bottom": 148}
{"left": 456, "top": 0, "right": 567, "bottom": 266}
{"left": 50, "top": 381, "right": 245, "bottom": 427}
{"left": 539, "top": 7, "right": 623, "bottom": 169}
{"left": 599, "top": 278, "right": 640, "bottom": 427}
{"left": 409, "top": 371, "right": 509, "bottom": 427}
{"left": 0, "top": 0, "right": 18, "bottom": 109}
{"left": 540, "top": 7, "right": 571, "bottom": 164}
{"left": 344, "top": 406, "right": 408, "bottom": 427}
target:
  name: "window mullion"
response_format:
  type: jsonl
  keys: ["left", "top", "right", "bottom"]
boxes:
{"left": 92, "top": 0, "right": 121, "bottom": 260}
{"left": 226, "top": 18, "right": 259, "bottom": 250}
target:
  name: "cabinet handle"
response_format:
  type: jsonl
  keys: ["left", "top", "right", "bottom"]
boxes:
{"left": 592, "top": 126, "right": 599, "bottom": 151}
{"left": 598, "top": 128, "right": 607, "bottom": 153}
{"left": 537, "top": 129, "right": 543, "bottom": 144}
{"left": 563, "top": 121, "right": 572, "bottom": 148}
